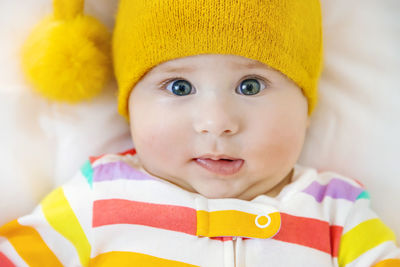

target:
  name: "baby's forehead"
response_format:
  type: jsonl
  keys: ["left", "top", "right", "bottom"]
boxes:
{"left": 147, "top": 54, "right": 274, "bottom": 76}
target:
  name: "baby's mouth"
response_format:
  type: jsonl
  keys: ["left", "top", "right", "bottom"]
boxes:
{"left": 193, "top": 157, "right": 244, "bottom": 176}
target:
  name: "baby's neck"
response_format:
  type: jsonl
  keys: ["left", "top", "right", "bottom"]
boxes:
{"left": 264, "top": 169, "right": 294, "bottom": 198}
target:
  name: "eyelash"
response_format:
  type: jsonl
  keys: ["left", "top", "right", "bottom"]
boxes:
{"left": 158, "top": 77, "right": 185, "bottom": 91}
{"left": 157, "top": 75, "right": 270, "bottom": 94}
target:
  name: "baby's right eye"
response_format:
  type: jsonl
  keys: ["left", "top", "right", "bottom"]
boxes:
{"left": 164, "top": 79, "right": 195, "bottom": 96}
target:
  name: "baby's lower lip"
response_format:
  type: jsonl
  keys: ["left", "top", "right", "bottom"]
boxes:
{"left": 194, "top": 158, "right": 244, "bottom": 176}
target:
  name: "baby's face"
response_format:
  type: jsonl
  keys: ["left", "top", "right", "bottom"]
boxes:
{"left": 129, "top": 54, "right": 309, "bottom": 200}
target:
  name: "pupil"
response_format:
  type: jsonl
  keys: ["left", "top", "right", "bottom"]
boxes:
{"left": 240, "top": 79, "right": 260, "bottom": 95}
{"left": 172, "top": 80, "right": 191, "bottom": 96}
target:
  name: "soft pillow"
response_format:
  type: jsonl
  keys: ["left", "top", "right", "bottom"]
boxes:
{"left": 300, "top": 0, "right": 400, "bottom": 237}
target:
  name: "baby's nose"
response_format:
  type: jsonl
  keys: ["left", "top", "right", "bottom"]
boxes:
{"left": 193, "top": 97, "right": 240, "bottom": 137}
{"left": 196, "top": 121, "right": 237, "bottom": 136}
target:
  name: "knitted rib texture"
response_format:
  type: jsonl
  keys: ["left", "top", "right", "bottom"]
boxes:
{"left": 113, "top": 0, "right": 323, "bottom": 121}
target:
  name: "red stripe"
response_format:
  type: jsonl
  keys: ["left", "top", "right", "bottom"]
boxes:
{"left": 118, "top": 148, "right": 137, "bottom": 156}
{"left": 89, "top": 148, "right": 137, "bottom": 164}
{"left": 0, "top": 252, "right": 16, "bottom": 267}
{"left": 210, "top": 236, "right": 233, "bottom": 241}
{"left": 89, "top": 155, "right": 104, "bottom": 164}
{"left": 273, "top": 213, "right": 343, "bottom": 256}
{"left": 93, "top": 199, "right": 196, "bottom": 235}
{"left": 330, "top": 225, "right": 343, "bottom": 257}
{"left": 210, "top": 237, "right": 251, "bottom": 241}
{"left": 92, "top": 199, "right": 342, "bottom": 255}
{"left": 354, "top": 179, "right": 365, "bottom": 188}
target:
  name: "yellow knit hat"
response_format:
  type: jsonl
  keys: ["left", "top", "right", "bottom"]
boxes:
{"left": 114, "top": 0, "right": 323, "bottom": 121}
{"left": 22, "top": 0, "right": 323, "bottom": 122}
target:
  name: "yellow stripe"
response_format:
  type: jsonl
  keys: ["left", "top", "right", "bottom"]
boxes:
{"left": 373, "top": 259, "right": 400, "bottom": 267}
{"left": 338, "top": 218, "right": 396, "bottom": 266}
{"left": 196, "top": 210, "right": 281, "bottom": 239}
{"left": 90, "top": 251, "right": 198, "bottom": 267}
{"left": 41, "top": 187, "right": 91, "bottom": 266}
{"left": 0, "top": 219, "right": 63, "bottom": 267}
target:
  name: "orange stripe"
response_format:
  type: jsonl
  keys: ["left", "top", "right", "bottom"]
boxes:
{"left": 93, "top": 199, "right": 197, "bottom": 235}
{"left": 196, "top": 210, "right": 281, "bottom": 239}
{"left": 90, "top": 251, "right": 198, "bottom": 266}
{"left": 0, "top": 252, "right": 16, "bottom": 267}
{"left": 273, "top": 213, "right": 343, "bottom": 255}
{"left": 0, "top": 219, "right": 63, "bottom": 267}
{"left": 373, "top": 259, "right": 400, "bottom": 267}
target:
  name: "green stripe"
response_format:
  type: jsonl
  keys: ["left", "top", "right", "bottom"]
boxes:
{"left": 80, "top": 160, "right": 93, "bottom": 188}
{"left": 356, "top": 191, "right": 370, "bottom": 200}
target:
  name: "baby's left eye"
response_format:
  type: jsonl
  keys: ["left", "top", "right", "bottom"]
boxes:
{"left": 236, "top": 78, "right": 266, "bottom": 95}
{"left": 165, "top": 79, "right": 195, "bottom": 96}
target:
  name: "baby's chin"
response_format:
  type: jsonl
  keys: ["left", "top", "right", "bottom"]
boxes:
{"left": 189, "top": 180, "right": 249, "bottom": 199}
{"left": 143, "top": 165, "right": 262, "bottom": 199}
{"left": 196, "top": 190, "right": 238, "bottom": 199}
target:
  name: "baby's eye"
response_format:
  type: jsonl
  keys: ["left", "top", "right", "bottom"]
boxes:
{"left": 165, "top": 79, "right": 194, "bottom": 96}
{"left": 236, "top": 78, "right": 265, "bottom": 96}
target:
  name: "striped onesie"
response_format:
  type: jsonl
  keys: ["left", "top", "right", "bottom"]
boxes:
{"left": 1, "top": 148, "right": 399, "bottom": 266}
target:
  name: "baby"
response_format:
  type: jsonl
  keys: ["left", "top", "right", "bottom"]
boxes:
{"left": 1, "top": 0, "right": 400, "bottom": 266}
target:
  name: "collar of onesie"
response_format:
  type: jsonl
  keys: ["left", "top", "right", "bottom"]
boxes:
{"left": 129, "top": 157, "right": 282, "bottom": 239}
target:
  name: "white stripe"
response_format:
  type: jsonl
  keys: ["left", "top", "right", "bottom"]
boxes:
{"left": 317, "top": 172, "right": 363, "bottom": 188}
{"left": 62, "top": 172, "right": 92, "bottom": 250}
{"left": 92, "top": 224, "right": 224, "bottom": 267}
{"left": 0, "top": 236, "right": 29, "bottom": 267}
{"left": 196, "top": 197, "right": 279, "bottom": 215}
{"left": 93, "top": 178, "right": 196, "bottom": 206}
{"left": 245, "top": 238, "right": 331, "bottom": 266}
{"left": 223, "top": 239, "right": 234, "bottom": 267}
{"left": 340, "top": 205, "right": 378, "bottom": 235}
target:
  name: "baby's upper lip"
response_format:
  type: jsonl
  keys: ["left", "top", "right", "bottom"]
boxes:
{"left": 195, "top": 154, "right": 242, "bottom": 161}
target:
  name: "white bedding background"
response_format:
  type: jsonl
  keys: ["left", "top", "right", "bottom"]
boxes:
{"left": 0, "top": 0, "right": 399, "bottom": 241}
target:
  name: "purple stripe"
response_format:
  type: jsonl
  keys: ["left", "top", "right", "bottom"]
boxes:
{"left": 302, "top": 178, "right": 363, "bottom": 203}
{"left": 93, "top": 161, "right": 155, "bottom": 182}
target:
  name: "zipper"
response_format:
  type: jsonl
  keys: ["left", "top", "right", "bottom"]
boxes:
{"left": 232, "top": 237, "right": 237, "bottom": 266}
{"left": 226, "top": 236, "right": 242, "bottom": 267}
{"left": 233, "top": 236, "right": 244, "bottom": 267}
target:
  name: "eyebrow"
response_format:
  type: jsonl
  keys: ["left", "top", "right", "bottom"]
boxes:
{"left": 160, "top": 66, "right": 197, "bottom": 73}
{"left": 159, "top": 60, "right": 269, "bottom": 74}
{"left": 233, "top": 61, "right": 269, "bottom": 70}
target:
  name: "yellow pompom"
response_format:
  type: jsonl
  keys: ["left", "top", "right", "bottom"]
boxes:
{"left": 21, "top": 12, "right": 112, "bottom": 102}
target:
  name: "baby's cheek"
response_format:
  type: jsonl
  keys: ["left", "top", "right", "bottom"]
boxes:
{"left": 250, "top": 123, "right": 305, "bottom": 168}
{"left": 132, "top": 115, "right": 187, "bottom": 158}
{"left": 133, "top": 124, "right": 165, "bottom": 155}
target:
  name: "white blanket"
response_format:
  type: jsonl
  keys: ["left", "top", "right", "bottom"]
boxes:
{"left": 0, "top": 0, "right": 399, "bottom": 240}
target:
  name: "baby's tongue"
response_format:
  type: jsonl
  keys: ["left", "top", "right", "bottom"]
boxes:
{"left": 195, "top": 158, "right": 244, "bottom": 176}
